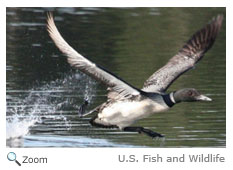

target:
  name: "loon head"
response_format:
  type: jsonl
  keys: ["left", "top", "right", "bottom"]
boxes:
{"left": 173, "top": 88, "right": 212, "bottom": 103}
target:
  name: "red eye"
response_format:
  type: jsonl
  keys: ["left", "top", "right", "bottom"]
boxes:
{"left": 188, "top": 91, "right": 193, "bottom": 96}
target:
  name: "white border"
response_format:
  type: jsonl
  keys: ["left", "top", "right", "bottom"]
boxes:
{"left": 1, "top": 0, "right": 228, "bottom": 7}
{"left": 1, "top": 0, "right": 232, "bottom": 170}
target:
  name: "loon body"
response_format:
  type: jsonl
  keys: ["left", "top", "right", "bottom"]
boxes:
{"left": 91, "top": 93, "right": 169, "bottom": 129}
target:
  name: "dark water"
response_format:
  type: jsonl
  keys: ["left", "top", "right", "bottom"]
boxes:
{"left": 6, "top": 7, "right": 226, "bottom": 147}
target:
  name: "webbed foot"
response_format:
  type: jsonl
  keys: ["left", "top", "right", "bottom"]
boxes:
{"left": 78, "top": 99, "right": 89, "bottom": 117}
{"left": 123, "top": 126, "right": 164, "bottom": 138}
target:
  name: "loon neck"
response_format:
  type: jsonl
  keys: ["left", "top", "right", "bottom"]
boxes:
{"left": 162, "top": 92, "right": 176, "bottom": 107}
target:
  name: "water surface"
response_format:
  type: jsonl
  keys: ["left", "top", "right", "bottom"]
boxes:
{"left": 6, "top": 7, "right": 226, "bottom": 147}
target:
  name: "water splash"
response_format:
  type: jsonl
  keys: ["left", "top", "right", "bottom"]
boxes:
{"left": 6, "top": 72, "right": 96, "bottom": 140}
{"left": 6, "top": 114, "right": 38, "bottom": 139}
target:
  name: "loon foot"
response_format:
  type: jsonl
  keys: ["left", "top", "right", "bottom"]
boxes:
{"left": 123, "top": 126, "right": 164, "bottom": 138}
{"left": 78, "top": 99, "right": 89, "bottom": 117}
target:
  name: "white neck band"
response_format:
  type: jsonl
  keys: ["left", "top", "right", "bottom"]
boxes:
{"left": 170, "top": 92, "right": 176, "bottom": 103}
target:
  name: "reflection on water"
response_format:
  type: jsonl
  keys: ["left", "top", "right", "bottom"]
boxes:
{"left": 6, "top": 7, "right": 226, "bottom": 147}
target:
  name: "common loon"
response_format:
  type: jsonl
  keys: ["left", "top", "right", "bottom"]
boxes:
{"left": 47, "top": 13, "right": 223, "bottom": 138}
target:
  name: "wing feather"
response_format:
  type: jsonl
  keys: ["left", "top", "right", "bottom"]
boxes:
{"left": 142, "top": 15, "right": 223, "bottom": 93}
{"left": 47, "top": 12, "right": 140, "bottom": 98}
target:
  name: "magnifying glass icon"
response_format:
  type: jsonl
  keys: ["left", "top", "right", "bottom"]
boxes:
{"left": 7, "top": 152, "right": 21, "bottom": 166}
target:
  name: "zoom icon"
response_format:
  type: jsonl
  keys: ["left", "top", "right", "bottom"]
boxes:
{"left": 7, "top": 152, "right": 21, "bottom": 166}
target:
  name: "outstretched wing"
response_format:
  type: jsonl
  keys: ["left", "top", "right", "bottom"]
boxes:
{"left": 142, "top": 15, "right": 223, "bottom": 93}
{"left": 47, "top": 13, "right": 140, "bottom": 98}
